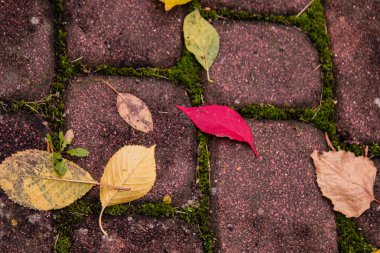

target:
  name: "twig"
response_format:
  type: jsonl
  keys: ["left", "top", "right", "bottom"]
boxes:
{"left": 364, "top": 146, "right": 369, "bottom": 158}
{"left": 54, "top": 233, "right": 59, "bottom": 253}
{"left": 374, "top": 199, "right": 380, "bottom": 205}
{"left": 296, "top": 0, "right": 315, "bottom": 17}
{"left": 324, "top": 132, "right": 336, "bottom": 151}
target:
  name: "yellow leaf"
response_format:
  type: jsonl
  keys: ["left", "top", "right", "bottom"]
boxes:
{"left": 311, "top": 150, "right": 377, "bottom": 218}
{"left": 160, "top": 0, "right": 192, "bottom": 11}
{"left": 116, "top": 93, "right": 153, "bottom": 133}
{"left": 184, "top": 9, "right": 219, "bottom": 82}
{"left": 99, "top": 145, "right": 156, "bottom": 235}
{"left": 0, "top": 150, "right": 96, "bottom": 210}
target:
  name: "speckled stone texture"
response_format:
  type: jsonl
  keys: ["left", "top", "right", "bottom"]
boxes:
{"left": 0, "top": 0, "right": 54, "bottom": 101}
{"left": 209, "top": 121, "right": 338, "bottom": 252}
{"left": 326, "top": 0, "right": 380, "bottom": 143}
{"left": 201, "top": 0, "right": 310, "bottom": 15}
{"left": 64, "top": 77, "right": 197, "bottom": 206}
{"left": 0, "top": 113, "right": 52, "bottom": 252}
{"left": 64, "top": 0, "right": 185, "bottom": 68}
{"left": 355, "top": 159, "right": 380, "bottom": 247}
{"left": 71, "top": 215, "right": 203, "bottom": 252}
{"left": 203, "top": 22, "right": 322, "bottom": 108}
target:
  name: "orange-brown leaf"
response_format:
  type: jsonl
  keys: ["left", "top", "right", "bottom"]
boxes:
{"left": 311, "top": 150, "right": 377, "bottom": 218}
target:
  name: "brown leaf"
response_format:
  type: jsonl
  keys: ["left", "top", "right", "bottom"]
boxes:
{"left": 116, "top": 93, "right": 153, "bottom": 133}
{"left": 311, "top": 150, "right": 377, "bottom": 218}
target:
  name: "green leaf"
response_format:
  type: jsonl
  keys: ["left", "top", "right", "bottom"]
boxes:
{"left": 183, "top": 9, "right": 220, "bottom": 82}
{"left": 59, "top": 131, "right": 65, "bottom": 147}
{"left": 53, "top": 152, "right": 62, "bottom": 161}
{"left": 66, "top": 148, "right": 90, "bottom": 157}
{"left": 54, "top": 160, "right": 67, "bottom": 176}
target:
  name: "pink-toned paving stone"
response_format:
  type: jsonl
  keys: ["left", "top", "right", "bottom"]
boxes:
{"left": 209, "top": 121, "right": 338, "bottom": 252}
{"left": 64, "top": 0, "right": 185, "bottom": 68}
{"left": 71, "top": 215, "right": 203, "bottom": 252}
{"left": 325, "top": 0, "right": 380, "bottom": 143}
{"left": 355, "top": 159, "right": 380, "bottom": 247}
{"left": 0, "top": 113, "right": 52, "bottom": 252}
{"left": 0, "top": 0, "right": 55, "bottom": 101}
{"left": 203, "top": 22, "right": 322, "bottom": 108}
{"left": 202, "top": 0, "right": 311, "bottom": 15}
{"left": 64, "top": 76, "right": 197, "bottom": 207}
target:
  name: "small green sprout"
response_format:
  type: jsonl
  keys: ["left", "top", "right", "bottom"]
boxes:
{"left": 45, "top": 130, "right": 89, "bottom": 176}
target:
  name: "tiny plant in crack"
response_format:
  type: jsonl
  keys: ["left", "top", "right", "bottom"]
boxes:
{"left": 45, "top": 130, "right": 89, "bottom": 176}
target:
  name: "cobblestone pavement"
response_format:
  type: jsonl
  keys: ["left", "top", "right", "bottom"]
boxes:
{"left": 0, "top": 0, "right": 379, "bottom": 252}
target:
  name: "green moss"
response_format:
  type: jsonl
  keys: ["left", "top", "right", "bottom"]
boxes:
{"left": 95, "top": 50, "right": 203, "bottom": 105}
{"left": 104, "top": 203, "right": 177, "bottom": 217}
{"left": 241, "top": 104, "right": 302, "bottom": 120}
{"left": 54, "top": 235, "right": 71, "bottom": 253}
{"left": 337, "top": 214, "right": 377, "bottom": 253}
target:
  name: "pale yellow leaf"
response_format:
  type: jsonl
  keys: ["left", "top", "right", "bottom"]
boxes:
{"left": 99, "top": 145, "right": 156, "bottom": 235}
{"left": 117, "top": 93, "right": 153, "bottom": 133}
{"left": 311, "top": 150, "right": 377, "bottom": 218}
{"left": 184, "top": 9, "right": 220, "bottom": 82}
{"left": 0, "top": 149, "right": 96, "bottom": 210}
{"left": 160, "top": 0, "right": 192, "bottom": 11}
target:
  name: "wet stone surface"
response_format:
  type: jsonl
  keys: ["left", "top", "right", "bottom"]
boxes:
{"left": 326, "top": 0, "right": 380, "bottom": 143}
{"left": 71, "top": 215, "right": 203, "bottom": 252}
{"left": 201, "top": 0, "right": 311, "bottom": 15}
{"left": 64, "top": 0, "right": 185, "bottom": 68}
{"left": 0, "top": 112, "right": 53, "bottom": 252}
{"left": 203, "top": 21, "right": 322, "bottom": 108}
{"left": 209, "top": 121, "right": 338, "bottom": 252}
{"left": 64, "top": 76, "right": 197, "bottom": 207}
{"left": 0, "top": 0, "right": 55, "bottom": 101}
{"left": 355, "top": 159, "right": 380, "bottom": 247}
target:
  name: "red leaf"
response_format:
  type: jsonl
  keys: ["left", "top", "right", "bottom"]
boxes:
{"left": 176, "top": 105, "right": 258, "bottom": 157}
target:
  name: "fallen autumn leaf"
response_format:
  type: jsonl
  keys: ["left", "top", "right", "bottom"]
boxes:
{"left": 177, "top": 105, "right": 258, "bottom": 157}
{"left": 311, "top": 150, "right": 378, "bottom": 218}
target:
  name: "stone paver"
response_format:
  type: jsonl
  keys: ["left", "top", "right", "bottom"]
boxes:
{"left": 71, "top": 215, "right": 203, "bottom": 252}
{"left": 209, "top": 121, "right": 338, "bottom": 252}
{"left": 355, "top": 159, "right": 380, "bottom": 247}
{"left": 64, "top": 0, "right": 185, "bottom": 68}
{"left": 203, "top": 22, "right": 322, "bottom": 108}
{"left": 202, "top": 0, "right": 311, "bottom": 15}
{"left": 0, "top": 1, "right": 55, "bottom": 101}
{"left": 0, "top": 113, "right": 52, "bottom": 252}
{"left": 64, "top": 76, "right": 197, "bottom": 207}
{"left": 326, "top": 0, "right": 380, "bottom": 143}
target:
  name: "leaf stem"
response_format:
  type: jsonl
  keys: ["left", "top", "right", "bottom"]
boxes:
{"left": 100, "top": 80, "right": 121, "bottom": 96}
{"left": 100, "top": 79, "right": 131, "bottom": 106}
{"left": 324, "top": 132, "right": 336, "bottom": 151}
{"left": 99, "top": 207, "right": 108, "bottom": 236}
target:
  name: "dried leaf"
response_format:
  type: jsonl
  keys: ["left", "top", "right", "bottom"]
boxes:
{"left": 0, "top": 149, "right": 96, "bottom": 210}
{"left": 177, "top": 105, "right": 258, "bottom": 157}
{"left": 117, "top": 93, "right": 153, "bottom": 133}
{"left": 160, "top": 0, "right": 191, "bottom": 11}
{"left": 99, "top": 145, "right": 156, "bottom": 235}
{"left": 184, "top": 9, "right": 219, "bottom": 82}
{"left": 311, "top": 150, "right": 377, "bottom": 218}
